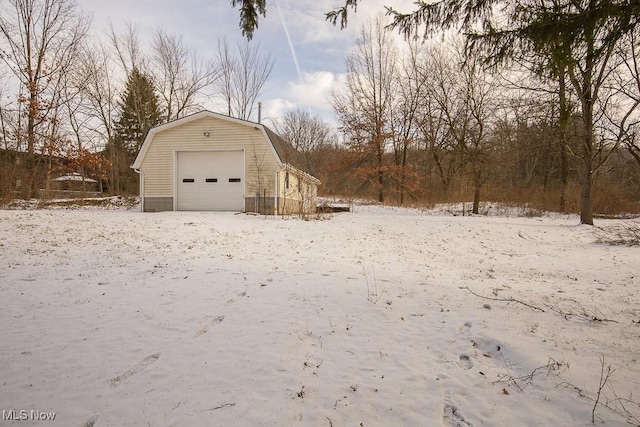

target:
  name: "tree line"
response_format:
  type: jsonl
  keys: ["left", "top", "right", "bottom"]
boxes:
{"left": 278, "top": 27, "right": 639, "bottom": 218}
{"left": 311, "top": 18, "right": 640, "bottom": 220}
{"left": 1, "top": 0, "right": 638, "bottom": 223}
{"left": 234, "top": 0, "right": 640, "bottom": 223}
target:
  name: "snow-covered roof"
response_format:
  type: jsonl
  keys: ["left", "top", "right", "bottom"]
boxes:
{"left": 52, "top": 173, "right": 98, "bottom": 183}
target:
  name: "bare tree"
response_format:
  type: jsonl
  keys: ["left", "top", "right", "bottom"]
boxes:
{"left": 74, "top": 40, "right": 121, "bottom": 192}
{"left": 613, "top": 31, "right": 640, "bottom": 168}
{"left": 332, "top": 16, "right": 398, "bottom": 203}
{"left": 0, "top": 69, "right": 16, "bottom": 151}
{"left": 78, "top": 40, "right": 119, "bottom": 152}
{"left": 0, "top": 0, "right": 89, "bottom": 197}
{"left": 214, "top": 38, "right": 273, "bottom": 121}
{"left": 389, "top": 40, "right": 426, "bottom": 204}
{"left": 0, "top": 0, "right": 89, "bottom": 153}
{"left": 273, "top": 109, "right": 333, "bottom": 153}
{"left": 272, "top": 109, "right": 336, "bottom": 192}
{"left": 0, "top": 70, "right": 19, "bottom": 198}
{"left": 108, "top": 22, "right": 146, "bottom": 77}
{"left": 215, "top": 38, "right": 235, "bottom": 117}
{"left": 427, "top": 39, "right": 497, "bottom": 214}
{"left": 411, "top": 43, "right": 457, "bottom": 197}
{"left": 151, "top": 29, "right": 219, "bottom": 122}
{"left": 41, "top": 38, "right": 91, "bottom": 197}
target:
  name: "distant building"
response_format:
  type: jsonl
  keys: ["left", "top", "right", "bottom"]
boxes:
{"left": 49, "top": 173, "right": 101, "bottom": 197}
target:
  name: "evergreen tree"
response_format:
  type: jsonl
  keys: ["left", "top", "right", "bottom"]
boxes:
{"left": 230, "top": 0, "right": 266, "bottom": 40}
{"left": 113, "top": 67, "right": 162, "bottom": 155}
{"left": 108, "top": 68, "right": 161, "bottom": 195}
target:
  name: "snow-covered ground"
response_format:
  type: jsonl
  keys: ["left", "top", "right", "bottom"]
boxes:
{"left": 1, "top": 202, "right": 639, "bottom": 426}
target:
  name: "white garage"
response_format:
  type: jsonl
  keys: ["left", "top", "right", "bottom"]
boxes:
{"left": 176, "top": 150, "right": 245, "bottom": 211}
{"left": 132, "top": 110, "right": 320, "bottom": 214}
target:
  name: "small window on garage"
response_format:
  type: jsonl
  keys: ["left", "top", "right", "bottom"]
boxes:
{"left": 182, "top": 178, "right": 195, "bottom": 183}
{"left": 206, "top": 178, "right": 217, "bottom": 183}
{"left": 229, "top": 178, "right": 241, "bottom": 183}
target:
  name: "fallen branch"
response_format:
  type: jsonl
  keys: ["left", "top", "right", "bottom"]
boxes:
{"left": 202, "top": 402, "right": 236, "bottom": 411}
{"left": 464, "top": 287, "right": 545, "bottom": 312}
{"left": 545, "top": 301, "right": 619, "bottom": 323}
{"left": 558, "top": 357, "right": 640, "bottom": 426}
{"left": 493, "top": 358, "right": 568, "bottom": 391}
{"left": 596, "top": 222, "right": 640, "bottom": 246}
{"left": 560, "top": 381, "right": 640, "bottom": 426}
{"left": 593, "top": 355, "right": 615, "bottom": 423}
{"left": 297, "top": 386, "right": 306, "bottom": 399}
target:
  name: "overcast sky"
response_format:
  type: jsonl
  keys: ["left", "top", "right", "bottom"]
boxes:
{"left": 81, "top": 0, "right": 408, "bottom": 127}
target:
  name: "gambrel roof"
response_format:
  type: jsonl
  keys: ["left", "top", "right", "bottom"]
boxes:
{"left": 132, "top": 110, "right": 320, "bottom": 184}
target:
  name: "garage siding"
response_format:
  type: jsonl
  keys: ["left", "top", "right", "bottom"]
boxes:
{"left": 277, "top": 169, "right": 318, "bottom": 215}
{"left": 139, "top": 116, "right": 280, "bottom": 206}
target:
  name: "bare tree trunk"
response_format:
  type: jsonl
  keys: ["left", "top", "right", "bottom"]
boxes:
{"left": 111, "top": 144, "right": 121, "bottom": 195}
{"left": 400, "top": 140, "right": 408, "bottom": 205}
{"left": 559, "top": 140, "right": 569, "bottom": 212}
{"left": 580, "top": 103, "right": 594, "bottom": 225}
{"left": 565, "top": 18, "right": 617, "bottom": 226}
{"left": 431, "top": 150, "right": 450, "bottom": 194}
{"left": 377, "top": 138, "right": 384, "bottom": 203}
{"left": 558, "top": 70, "right": 570, "bottom": 212}
{"left": 472, "top": 167, "right": 481, "bottom": 214}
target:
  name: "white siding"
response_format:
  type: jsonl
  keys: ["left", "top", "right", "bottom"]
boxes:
{"left": 139, "top": 116, "right": 280, "bottom": 201}
{"left": 278, "top": 168, "right": 318, "bottom": 215}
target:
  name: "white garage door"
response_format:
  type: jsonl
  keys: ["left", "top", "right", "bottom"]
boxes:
{"left": 176, "top": 150, "right": 245, "bottom": 211}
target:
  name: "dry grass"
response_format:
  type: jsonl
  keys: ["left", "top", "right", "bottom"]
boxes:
{"left": 596, "top": 222, "right": 640, "bottom": 246}
{"left": 320, "top": 181, "right": 640, "bottom": 218}
{"left": 1, "top": 196, "right": 139, "bottom": 210}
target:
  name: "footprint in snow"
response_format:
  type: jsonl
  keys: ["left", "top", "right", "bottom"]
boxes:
{"left": 194, "top": 315, "right": 225, "bottom": 337}
{"left": 458, "top": 321, "right": 472, "bottom": 334}
{"left": 77, "top": 415, "right": 99, "bottom": 427}
{"left": 110, "top": 353, "right": 160, "bottom": 387}
{"left": 472, "top": 337, "right": 503, "bottom": 358}
{"left": 458, "top": 354, "right": 473, "bottom": 370}
{"left": 443, "top": 395, "right": 472, "bottom": 426}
